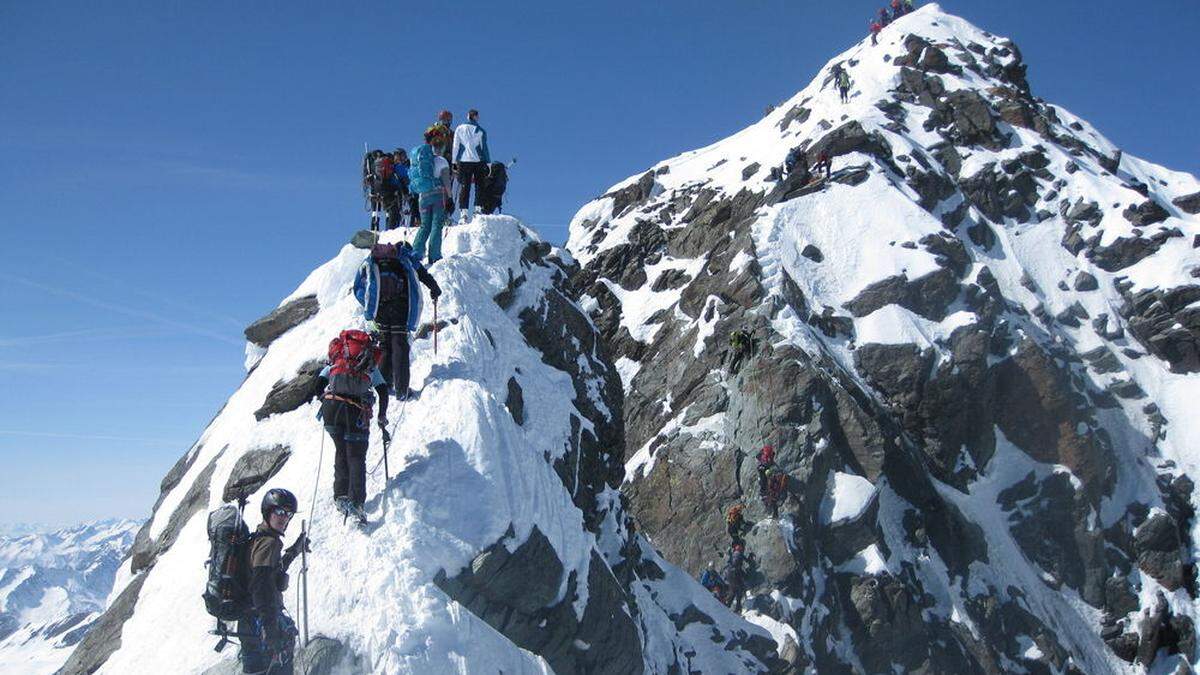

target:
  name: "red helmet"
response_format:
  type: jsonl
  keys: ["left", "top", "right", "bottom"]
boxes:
{"left": 758, "top": 445, "right": 776, "bottom": 463}
{"left": 733, "top": 543, "right": 744, "bottom": 553}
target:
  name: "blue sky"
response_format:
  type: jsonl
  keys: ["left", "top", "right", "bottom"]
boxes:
{"left": 1, "top": 1, "right": 1197, "bottom": 526}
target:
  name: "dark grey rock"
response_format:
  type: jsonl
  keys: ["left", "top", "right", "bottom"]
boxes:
{"left": 742, "top": 163, "right": 761, "bottom": 180}
{"left": 254, "top": 359, "right": 325, "bottom": 421}
{"left": 1073, "top": 271, "right": 1098, "bottom": 292}
{"left": 506, "top": 376, "right": 525, "bottom": 426}
{"left": 605, "top": 172, "right": 658, "bottom": 217}
{"left": 1088, "top": 228, "right": 1181, "bottom": 272}
{"left": 435, "top": 529, "right": 644, "bottom": 675}
{"left": 1135, "top": 513, "right": 1185, "bottom": 590}
{"left": 1121, "top": 285, "right": 1200, "bottom": 373}
{"left": 801, "top": 244, "right": 824, "bottom": 263}
{"left": 1173, "top": 190, "right": 1200, "bottom": 214}
{"left": 299, "top": 637, "right": 366, "bottom": 675}
{"left": 844, "top": 268, "right": 960, "bottom": 321}
{"left": 1122, "top": 200, "right": 1170, "bottom": 226}
{"left": 244, "top": 295, "right": 320, "bottom": 348}
{"left": 222, "top": 445, "right": 290, "bottom": 502}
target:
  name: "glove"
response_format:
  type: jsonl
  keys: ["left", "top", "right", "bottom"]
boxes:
{"left": 365, "top": 320, "right": 378, "bottom": 333}
{"left": 380, "top": 426, "right": 391, "bottom": 446}
{"left": 285, "top": 531, "right": 311, "bottom": 557}
{"left": 430, "top": 286, "right": 442, "bottom": 302}
{"left": 444, "top": 197, "right": 455, "bottom": 212}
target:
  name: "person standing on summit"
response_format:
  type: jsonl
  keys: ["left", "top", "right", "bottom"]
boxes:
{"left": 434, "top": 110, "right": 454, "bottom": 165}
{"left": 452, "top": 109, "right": 491, "bottom": 222}
{"left": 410, "top": 126, "right": 454, "bottom": 264}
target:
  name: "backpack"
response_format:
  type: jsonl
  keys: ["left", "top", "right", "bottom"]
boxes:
{"left": 757, "top": 445, "right": 775, "bottom": 465}
{"left": 727, "top": 504, "right": 744, "bottom": 525}
{"left": 371, "top": 244, "right": 409, "bottom": 301}
{"left": 202, "top": 504, "right": 254, "bottom": 621}
{"left": 408, "top": 144, "right": 438, "bottom": 194}
{"left": 768, "top": 472, "right": 789, "bottom": 500}
{"left": 327, "top": 329, "right": 381, "bottom": 399}
{"left": 700, "top": 569, "right": 722, "bottom": 590}
{"left": 372, "top": 155, "right": 395, "bottom": 192}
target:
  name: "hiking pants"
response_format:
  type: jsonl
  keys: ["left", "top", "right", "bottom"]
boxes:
{"left": 321, "top": 398, "right": 370, "bottom": 507}
{"left": 384, "top": 190, "right": 404, "bottom": 230}
{"left": 725, "top": 580, "right": 744, "bottom": 612}
{"left": 238, "top": 613, "right": 295, "bottom": 674}
{"left": 413, "top": 191, "right": 446, "bottom": 263}
{"left": 456, "top": 161, "right": 487, "bottom": 214}
{"left": 377, "top": 326, "right": 411, "bottom": 397}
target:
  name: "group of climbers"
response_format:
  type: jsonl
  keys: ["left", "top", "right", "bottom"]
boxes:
{"left": 206, "top": 119, "right": 451, "bottom": 673}
{"left": 870, "top": 0, "right": 915, "bottom": 44}
{"left": 699, "top": 445, "right": 790, "bottom": 613}
{"left": 361, "top": 109, "right": 508, "bottom": 262}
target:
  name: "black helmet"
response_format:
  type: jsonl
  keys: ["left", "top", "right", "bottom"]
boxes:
{"left": 261, "top": 488, "right": 298, "bottom": 519}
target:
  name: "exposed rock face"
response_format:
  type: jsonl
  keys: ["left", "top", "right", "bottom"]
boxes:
{"left": 254, "top": 359, "right": 324, "bottom": 420}
{"left": 567, "top": 6, "right": 1200, "bottom": 673}
{"left": 222, "top": 445, "right": 290, "bottom": 502}
{"left": 436, "top": 528, "right": 643, "bottom": 675}
{"left": 244, "top": 294, "right": 319, "bottom": 347}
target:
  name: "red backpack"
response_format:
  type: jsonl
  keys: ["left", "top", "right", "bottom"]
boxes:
{"left": 327, "top": 330, "right": 381, "bottom": 399}
{"left": 757, "top": 445, "right": 775, "bottom": 465}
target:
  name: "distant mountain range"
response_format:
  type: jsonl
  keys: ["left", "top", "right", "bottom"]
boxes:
{"left": 0, "top": 519, "right": 140, "bottom": 675}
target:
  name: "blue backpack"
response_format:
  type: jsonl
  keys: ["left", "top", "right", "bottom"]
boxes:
{"left": 408, "top": 144, "right": 437, "bottom": 194}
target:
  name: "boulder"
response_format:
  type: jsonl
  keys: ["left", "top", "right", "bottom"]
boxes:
{"left": 244, "top": 295, "right": 319, "bottom": 348}
{"left": 254, "top": 359, "right": 324, "bottom": 421}
{"left": 1172, "top": 190, "right": 1200, "bottom": 214}
{"left": 1073, "top": 271, "right": 1098, "bottom": 292}
{"left": 1122, "top": 200, "right": 1170, "bottom": 227}
{"left": 222, "top": 445, "right": 290, "bottom": 502}
{"left": 1134, "top": 513, "right": 1185, "bottom": 590}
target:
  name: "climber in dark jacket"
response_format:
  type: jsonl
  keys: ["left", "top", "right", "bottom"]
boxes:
{"left": 722, "top": 544, "right": 747, "bottom": 612}
{"left": 354, "top": 242, "right": 442, "bottom": 400}
{"left": 240, "top": 488, "right": 308, "bottom": 675}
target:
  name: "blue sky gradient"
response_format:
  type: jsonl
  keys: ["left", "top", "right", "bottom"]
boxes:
{"left": 1, "top": 1, "right": 1197, "bottom": 525}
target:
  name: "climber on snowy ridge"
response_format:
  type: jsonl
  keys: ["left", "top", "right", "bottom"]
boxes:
{"left": 354, "top": 241, "right": 442, "bottom": 401}
{"left": 453, "top": 108, "right": 491, "bottom": 223}
{"left": 308, "top": 329, "right": 389, "bottom": 525}
{"left": 410, "top": 125, "right": 455, "bottom": 264}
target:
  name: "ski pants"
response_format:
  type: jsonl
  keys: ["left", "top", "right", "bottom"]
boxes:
{"left": 377, "top": 326, "right": 411, "bottom": 397}
{"left": 238, "top": 613, "right": 295, "bottom": 674}
{"left": 384, "top": 189, "right": 405, "bottom": 230}
{"left": 413, "top": 191, "right": 446, "bottom": 263}
{"left": 456, "top": 161, "right": 487, "bottom": 214}
{"left": 321, "top": 398, "right": 370, "bottom": 507}
{"left": 724, "top": 578, "right": 744, "bottom": 612}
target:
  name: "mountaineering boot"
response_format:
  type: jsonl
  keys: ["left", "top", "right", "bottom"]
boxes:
{"left": 347, "top": 502, "right": 368, "bottom": 526}
{"left": 334, "top": 496, "right": 352, "bottom": 519}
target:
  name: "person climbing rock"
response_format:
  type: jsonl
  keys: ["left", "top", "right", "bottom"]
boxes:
{"left": 753, "top": 444, "right": 782, "bottom": 511}
{"left": 722, "top": 543, "right": 747, "bottom": 612}
{"left": 784, "top": 147, "right": 810, "bottom": 184}
{"left": 726, "top": 504, "right": 749, "bottom": 548}
{"left": 836, "top": 68, "right": 852, "bottom": 104}
{"left": 814, "top": 151, "right": 832, "bottom": 180}
{"left": 354, "top": 241, "right": 442, "bottom": 400}
{"left": 728, "top": 329, "right": 755, "bottom": 373}
{"left": 764, "top": 470, "right": 789, "bottom": 519}
{"left": 310, "top": 330, "right": 389, "bottom": 523}
{"left": 452, "top": 109, "right": 491, "bottom": 222}
{"left": 240, "top": 488, "right": 308, "bottom": 675}
{"left": 410, "top": 126, "right": 454, "bottom": 264}
{"left": 700, "top": 564, "right": 726, "bottom": 602}
{"left": 870, "top": 19, "right": 883, "bottom": 45}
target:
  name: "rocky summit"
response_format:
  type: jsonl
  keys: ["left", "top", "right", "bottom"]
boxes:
{"left": 567, "top": 4, "right": 1200, "bottom": 673}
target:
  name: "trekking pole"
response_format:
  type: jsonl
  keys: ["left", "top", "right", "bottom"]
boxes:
{"left": 300, "top": 519, "right": 309, "bottom": 646}
{"left": 433, "top": 299, "right": 439, "bottom": 355}
{"left": 309, "top": 432, "right": 325, "bottom": 518}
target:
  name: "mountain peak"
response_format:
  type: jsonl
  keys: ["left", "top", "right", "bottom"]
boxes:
{"left": 567, "top": 4, "right": 1200, "bottom": 672}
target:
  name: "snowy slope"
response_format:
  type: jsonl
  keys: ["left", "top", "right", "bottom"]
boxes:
{"left": 568, "top": 4, "right": 1200, "bottom": 673}
{"left": 60, "top": 216, "right": 781, "bottom": 674}
{"left": 0, "top": 519, "right": 139, "bottom": 675}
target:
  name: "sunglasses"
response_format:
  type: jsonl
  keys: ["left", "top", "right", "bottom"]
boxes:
{"left": 271, "top": 508, "right": 295, "bottom": 520}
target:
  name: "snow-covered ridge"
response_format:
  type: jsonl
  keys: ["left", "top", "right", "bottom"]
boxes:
{"left": 568, "top": 4, "right": 1200, "bottom": 673}
{"left": 0, "top": 519, "right": 140, "bottom": 675}
{"left": 60, "top": 216, "right": 782, "bottom": 674}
